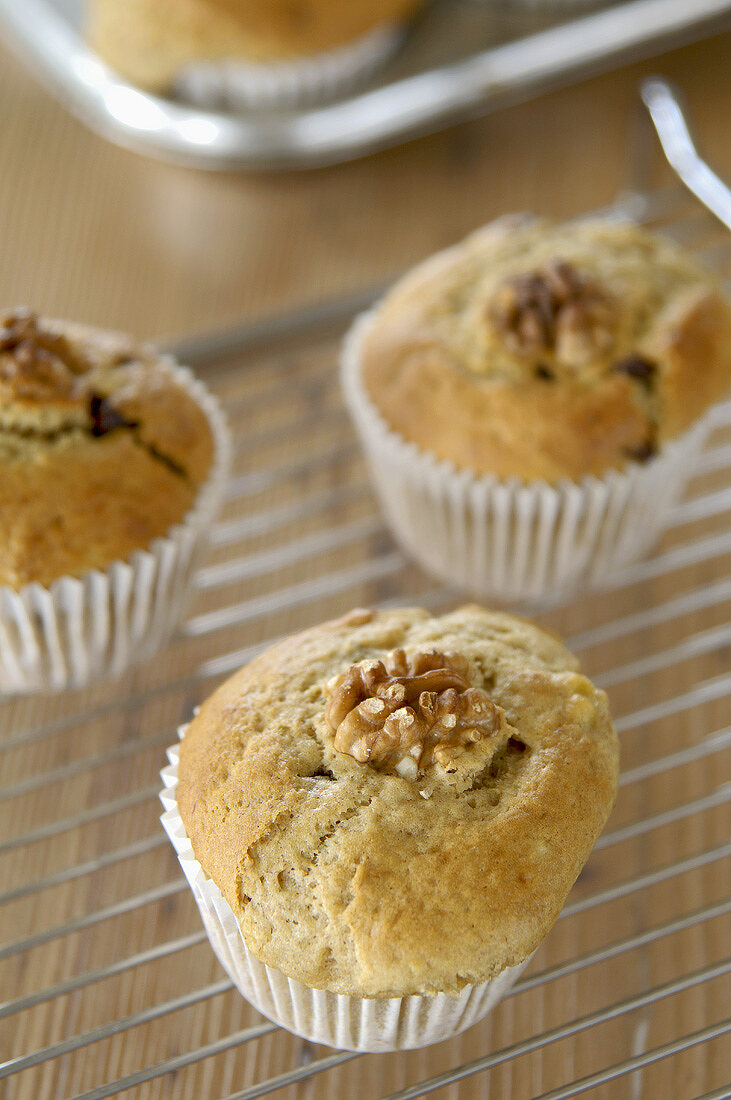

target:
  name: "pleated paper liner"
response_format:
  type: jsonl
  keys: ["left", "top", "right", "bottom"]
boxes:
{"left": 341, "top": 308, "right": 715, "bottom": 603}
{"left": 176, "top": 23, "right": 403, "bottom": 111}
{"left": 160, "top": 728, "right": 531, "bottom": 1053}
{"left": 0, "top": 360, "right": 230, "bottom": 693}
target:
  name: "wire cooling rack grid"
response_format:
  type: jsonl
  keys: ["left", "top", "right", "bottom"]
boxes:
{"left": 1, "top": 143, "right": 731, "bottom": 1100}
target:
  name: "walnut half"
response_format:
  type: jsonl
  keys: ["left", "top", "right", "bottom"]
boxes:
{"left": 324, "top": 649, "right": 502, "bottom": 779}
{"left": 0, "top": 308, "right": 88, "bottom": 399}
{"left": 488, "top": 260, "right": 616, "bottom": 369}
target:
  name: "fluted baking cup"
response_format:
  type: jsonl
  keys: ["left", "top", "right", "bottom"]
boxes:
{"left": 160, "top": 728, "right": 531, "bottom": 1053}
{"left": 176, "top": 24, "right": 402, "bottom": 111}
{"left": 341, "top": 309, "right": 716, "bottom": 604}
{"left": 0, "top": 362, "right": 230, "bottom": 694}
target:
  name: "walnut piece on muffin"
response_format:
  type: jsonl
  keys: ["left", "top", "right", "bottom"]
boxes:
{"left": 324, "top": 648, "right": 508, "bottom": 788}
{"left": 0, "top": 308, "right": 214, "bottom": 588}
{"left": 177, "top": 605, "right": 619, "bottom": 998}
{"left": 88, "top": 0, "right": 425, "bottom": 91}
{"left": 358, "top": 217, "right": 731, "bottom": 481}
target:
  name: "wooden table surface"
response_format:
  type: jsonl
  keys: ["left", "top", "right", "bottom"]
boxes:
{"left": 0, "top": 19, "right": 730, "bottom": 1100}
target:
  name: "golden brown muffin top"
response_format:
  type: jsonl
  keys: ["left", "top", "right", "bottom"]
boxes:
{"left": 0, "top": 308, "right": 214, "bottom": 588}
{"left": 357, "top": 218, "right": 731, "bottom": 482}
{"left": 177, "top": 605, "right": 619, "bottom": 997}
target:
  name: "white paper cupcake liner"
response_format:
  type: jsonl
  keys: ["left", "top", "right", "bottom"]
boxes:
{"left": 160, "top": 725, "right": 531, "bottom": 1052}
{"left": 176, "top": 23, "right": 402, "bottom": 111}
{"left": 341, "top": 309, "right": 716, "bottom": 604}
{"left": 0, "top": 361, "right": 230, "bottom": 695}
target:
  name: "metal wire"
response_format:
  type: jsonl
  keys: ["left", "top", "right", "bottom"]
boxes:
{"left": 2, "top": 397, "right": 728, "bottom": 760}
{"left": 0, "top": 980, "right": 235, "bottom": 1079}
{"left": 378, "top": 963, "right": 731, "bottom": 1100}
{"left": 642, "top": 78, "right": 731, "bottom": 229}
{"left": 71, "top": 1025, "right": 281, "bottom": 1100}
{"left": 0, "top": 932, "right": 208, "bottom": 1021}
{"left": 210, "top": 963, "right": 731, "bottom": 1100}
{"left": 485, "top": 1020, "right": 730, "bottom": 1100}
{"left": 0, "top": 833, "right": 167, "bottom": 906}
{"left": 0, "top": 880, "right": 188, "bottom": 961}
{"left": 4, "top": 715, "right": 728, "bottom": 923}
{"left": 1, "top": 669, "right": 724, "bottom": 861}
{"left": 5, "top": 898, "right": 727, "bottom": 1083}
{"left": 0, "top": 784, "right": 160, "bottom": 853}
{"left": 6, "top": 554, "right": 730, "bottom": 801}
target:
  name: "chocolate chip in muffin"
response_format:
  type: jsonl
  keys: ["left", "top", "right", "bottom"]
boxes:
{"left": 625, "top": 439, "right": 658, "bottom": 463}
{"left": 311, "top": 766, "right": 336, "bottom": 781}
{"left": 482, "top": 734, "right": 529, "bottom": 787}
{"left": 90, "top": 394, "right": 132, "bottom": 437}
{"left": 614, "top": 355, "right": 657, "bottom": 385}
{"left": 534, "top": 364, "right": 555, "bottom": 381}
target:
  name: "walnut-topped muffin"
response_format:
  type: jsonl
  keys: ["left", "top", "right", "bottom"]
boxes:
{"left": 342, "top": 218, "right": 731, "bottom": 599}
{"left": 0, "top": 308, "right": 214, "bottom": 588}
{"left": 176, "top": 605, "right": 618, "bottom": 1000}
{"left": 358, "top": 217, "right": 731, "bottom": 481}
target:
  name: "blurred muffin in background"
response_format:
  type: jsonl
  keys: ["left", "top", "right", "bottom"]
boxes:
{"left": 87, "top": 0, "right": 426, "bottom": 108}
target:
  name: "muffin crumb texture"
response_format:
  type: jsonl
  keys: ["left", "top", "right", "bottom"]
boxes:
{"left": 0, "top": 308, "right": 214, "bottom": 588}
{"left": 178, "top": 606, "right": 619, "bottom": 997}
{"left": 359, "top": 218, "right": 731, "bottom": 481}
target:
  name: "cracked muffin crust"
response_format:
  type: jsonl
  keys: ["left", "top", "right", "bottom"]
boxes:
{"left": 177, "top": 605, "right": 619, "bottom": 998}
{"left": 359, "top": 217, "right": 731, "bottom": 481}
{"left": 0, "top": 309, "right": 214, "bottom": 588}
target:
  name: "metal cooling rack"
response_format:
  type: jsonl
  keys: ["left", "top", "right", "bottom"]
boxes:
{"left": 1, "top": 86, "right": 731, "bottom": 1099}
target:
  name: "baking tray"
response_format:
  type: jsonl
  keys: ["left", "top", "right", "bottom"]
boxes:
{"left": 0, "top": 83, "right": 730, "bottom": 1099}
{"left": 0, "top": 0, "right": 730, "bottom": 169}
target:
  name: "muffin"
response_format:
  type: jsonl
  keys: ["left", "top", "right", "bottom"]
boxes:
{"left": 342, "top": 217, "right": 731, "bottom": 600}
{"left": 161, "top": 605, "right": 619, "bottom": 1050}
{"left": 87, "top": 0, "right": 425, "bottom": 108}
{"left": 0, "top": 308, "right": 229, "bottom": 692}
